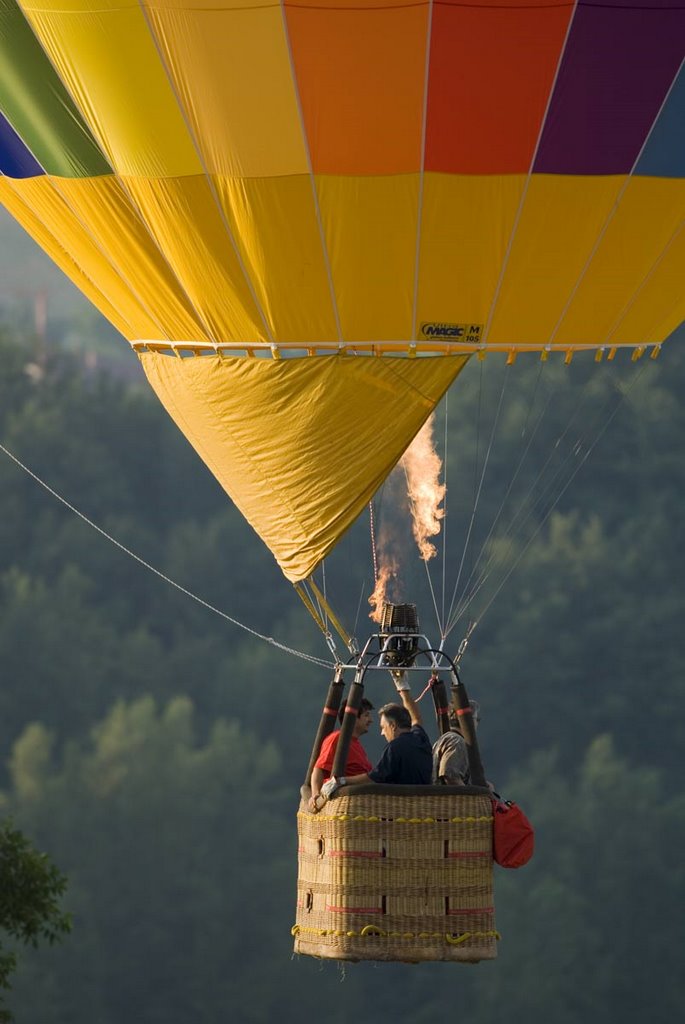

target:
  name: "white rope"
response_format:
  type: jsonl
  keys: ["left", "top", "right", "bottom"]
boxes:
{"left": 448, "top": 377, "right": 605, "bottom": 631}
{"left": 445, "top": 360, "right": 650, "bottom": 640}
{"left": 445, "top": 363, "right": 509, "bottom": 629}
{"left": 0, "top": 439, "right": 333, "bottom": 669}
{"left": 369, "top": 500, "right": 379, "bottom": 584}
{"left": 446, "top": 364, "right": 555, "bottom": 630}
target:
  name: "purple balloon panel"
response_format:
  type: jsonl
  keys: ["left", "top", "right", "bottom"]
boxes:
{"left": 534, "top": 2, "right": 685, "bottom": 175}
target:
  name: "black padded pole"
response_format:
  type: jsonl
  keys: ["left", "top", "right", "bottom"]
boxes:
{"left": 304, "top": 669, "right": 345, "bottom": 786}
{"left": 450, "top": 673, "right": 487, "bottom": 788}
{"left": 430, "top": 676, "right": 451, "bottom": 736}
{"left": 331, "top": 672, "right": 364, "bottom": 780}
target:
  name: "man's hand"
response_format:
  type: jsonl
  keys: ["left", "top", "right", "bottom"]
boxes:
{"left": 321, "top": 776, "right": 346, "bottom": 800}
{"left": 392, "top": 670, "right": 411, "bottom": 692}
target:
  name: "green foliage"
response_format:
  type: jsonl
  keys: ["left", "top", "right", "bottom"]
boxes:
{"left": 0, "top": 324, "right": 683, "bottom": 1021}
{"left": 5, "top": 698, "right": 289, "bottom": 1024}
{"left": 458, "top": 737, "right": 685, "bottom": 1024}
{"left": 0, "top": 821, "right": 71, "bottom": 1023}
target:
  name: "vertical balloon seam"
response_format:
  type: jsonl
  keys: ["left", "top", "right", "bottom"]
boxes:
{"left": 54, "top": 179, "right": 198, "bottom": 344}
{"left": 5, "top": 0, "right": 217, "bottom": 345}
{"left": 598, "top": 57, "right": 685, "bottom": 347}
{"left": 15, "top": 0, "right": 252, "bottom": 349}
{"left": 636, "top": 58, "right": 685, "bottom": 178}
{"left": 480, "top": 0, "right": 580, "bottom": 348}
{"left": 132, "top": 0, "right": 275, "bottom": 346}
{"left": 0, "top": 175, "right": 142, "bottom": 337}
{"left": 17, "top": 169, "right": 180, "bottom": 341}
{"left": 0, "top": 0, "right": 125, "bottom": 319}
{"left": 2, "top": 1, "right": 683, "bottom": 356}
{"left": 3, "top": 166, "right": 184, "bottom": 347}
{"left": 0, "top": 1, "right": 109, "bottom": 177}
{"left": 279, "top": 0, "right": 344, "bottom": 345}
{"left": 0, "top": 106, "right": 146, "bottom": 339}
{"left": 602, "top": 218, "right": 685, "bottom": 349}
{"left": 543, "top": 37, "right": 685, "bottom": 349}
{"left": 410, "top": 0, "right": 434, "bottom": 344}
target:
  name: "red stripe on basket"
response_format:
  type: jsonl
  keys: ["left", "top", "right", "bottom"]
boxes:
{"left": 447, "top": 851, "right": 489, "bottom": 859}
{"left": 326, "top": 905, "right": 383, "bottom": 914}
{"left": 456, "top": 707, "right": 472, "bottom": 716}
{"left": 447, "top": 907, "right": 494, "bottom": 916}
{"left": 328, "top": 850, "right": 384, "bottom": 859}
{"left": 323, "top": 706, "right": 338, "bottom": 717}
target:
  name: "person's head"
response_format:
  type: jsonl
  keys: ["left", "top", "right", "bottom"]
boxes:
{"left": 449, "top": 699, "right": 481, "bottom": 734}
{"left": 378, "top": 702, "right": 411, "bottom": 743}
{"left": 338, "top": 697, "right": 374, "bottom": 737}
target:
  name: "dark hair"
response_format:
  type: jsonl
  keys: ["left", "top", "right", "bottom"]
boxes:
{"left": 338, "top": 696, "right": 374, "bottom": 725}
{"left": 378, "top": 702, "right": 411, "bottom": 730}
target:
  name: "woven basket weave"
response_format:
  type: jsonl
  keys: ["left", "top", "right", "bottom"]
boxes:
{"left": 293, "top": 785, "right": 497, "bottom": 963}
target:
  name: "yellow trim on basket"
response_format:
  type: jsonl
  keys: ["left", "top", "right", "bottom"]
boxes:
{"left": 297, "top": 811, "right": 493, "bottom": 825}
{"left": 446, "top": 931, "right": 501, "bottom": 945}
{"left": 293, "top": 924, "right": 501, "bottom": 943}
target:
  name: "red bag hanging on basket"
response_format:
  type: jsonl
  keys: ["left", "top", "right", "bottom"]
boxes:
{"left": 492, "top": 797, "right": 534, "bottom": 868}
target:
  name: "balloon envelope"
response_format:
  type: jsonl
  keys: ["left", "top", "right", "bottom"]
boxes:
{"left": 1, "top": 0, "right": 684, "bottom": 579}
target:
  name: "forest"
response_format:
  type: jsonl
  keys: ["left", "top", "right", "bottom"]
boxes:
{"left": 0, "top": 324, "right": 683, "bottom": 1024}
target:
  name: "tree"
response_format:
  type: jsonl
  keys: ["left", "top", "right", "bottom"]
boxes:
{"left": 0, "top": 821, "right": 71, "bottom": 1023}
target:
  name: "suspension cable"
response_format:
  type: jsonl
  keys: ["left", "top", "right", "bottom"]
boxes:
{"left": 445, "top": 362, "right": 510, "bottom": 629}
{"left": 447, "top": 360, "right": 610, "bottom": 632}
{"left": 445, "top": 360, "right": 650, "bottom": 641}
{"left": 352, "top": 577, "right": 368, "bottom": 642}
{"left": 459, "top": 361, "right": 621, "bottom": 619}
{"left": 447, "top": 363, "right": 556, "bottom": 630}
{"left": 0, "top": 439, "right": 333, "bottom": 669}
{"left": 369, "top": 499, "right": 379, "bottom": 584}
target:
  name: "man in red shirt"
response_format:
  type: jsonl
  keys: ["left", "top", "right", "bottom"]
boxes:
{"left": 308, "top": 699, "right": 374, "bottom": 810}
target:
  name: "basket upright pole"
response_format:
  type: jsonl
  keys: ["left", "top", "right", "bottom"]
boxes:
{"left": 331, "top": 669, "right": 364, "bottom": 780}
{"left": 430, "top": 675, "right": 451, "bottom": 735}
{"left": 304, "top": 667, "right": 345, "bottom": 787}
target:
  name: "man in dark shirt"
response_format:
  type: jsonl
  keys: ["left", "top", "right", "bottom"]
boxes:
{"left": 368, "top": 701, "right": 432, "bottom": 784}
{"left": 320, "top": 674, "right": 432, "bottom": 800}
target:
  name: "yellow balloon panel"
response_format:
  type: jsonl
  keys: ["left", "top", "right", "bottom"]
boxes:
{"left": 19, "top": 2, "right": 201, "bottom": 178}
{"left": 609, "top": 225, "right": 685, "bottom": 348}
{"left": 145, "top": 4, "right": 308, "bottom": 178}
{"left": 417, "top": 173, "right": 526, "bottom": 338}
{"left": 123, "top": 175, "right": 268, "bottom": 343}
{"left": 57, "top": 177, "right": 210, "bottom": 342}
{"left": 0, "top": 176, "right": 152, "bottom": 337}
{"left": 215, "top": 175, "right": 338, "bottom": 344}
{"left": 140, "top": 351, "right": 469, "bottom": 582}
{"left": 487, "top": 175, "right": 625, "bottom": 348}
{"left": 553, "top": 177, "right": 685, "bottom": 348}
{"left": 315, "top": 175, "right": 419, "bottom": 342}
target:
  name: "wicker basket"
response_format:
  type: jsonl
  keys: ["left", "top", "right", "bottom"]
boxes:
{"left": 293, "top": 785, "right": 497, "bottom": 963}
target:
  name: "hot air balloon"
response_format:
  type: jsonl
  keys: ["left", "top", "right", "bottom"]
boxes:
{"left": 1, "top": 0, "right": 684, "bottom": 964}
